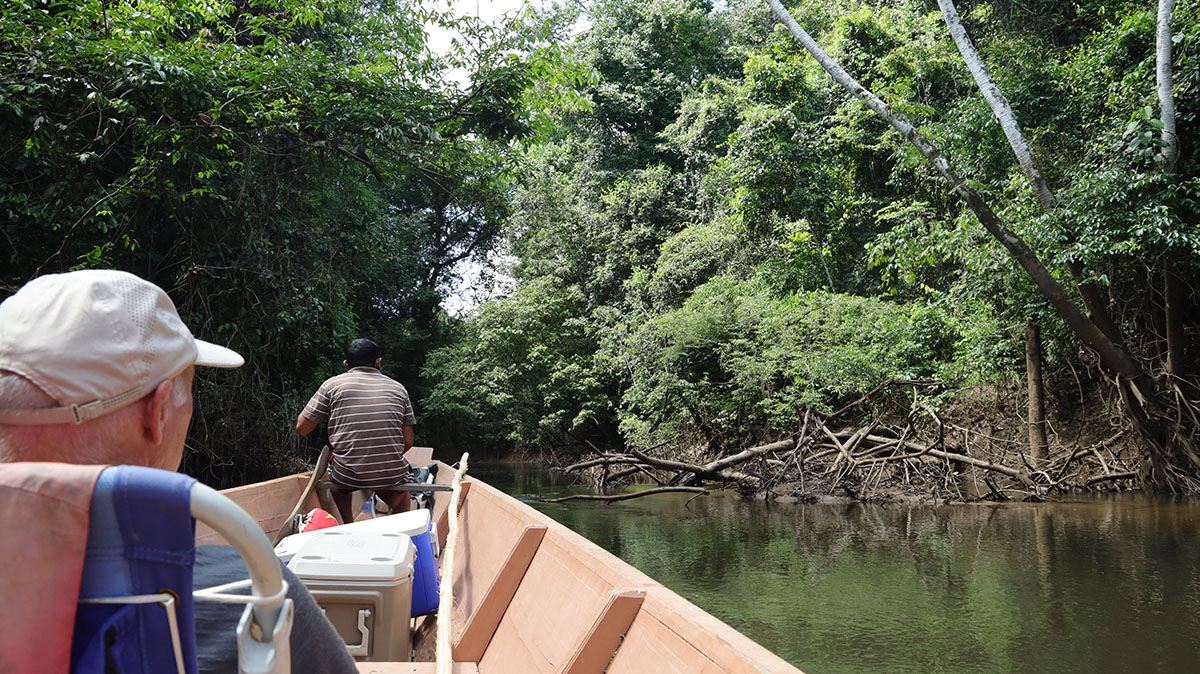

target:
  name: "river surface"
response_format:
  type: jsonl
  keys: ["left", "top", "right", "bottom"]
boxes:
{"left": 471, "top": 463, "right": 1200, "bottom": 674}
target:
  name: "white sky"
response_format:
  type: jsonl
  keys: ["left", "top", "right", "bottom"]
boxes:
{"left": 426, "top": 0, "right": 542, "bottom": 55}
{"left": 429, "top": 1, "right": 576, "bottom": 316}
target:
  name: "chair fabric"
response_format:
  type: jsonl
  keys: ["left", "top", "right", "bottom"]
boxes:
{"left": 0, "top": 462, "right": 107, "bottom": 674}
{"left": 72, "top": 464, "right": 200, "bottom": 674}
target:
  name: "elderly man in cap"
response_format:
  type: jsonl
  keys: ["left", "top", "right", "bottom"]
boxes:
{"left": 0, "top": 269, "right": 356, "bottom": 674}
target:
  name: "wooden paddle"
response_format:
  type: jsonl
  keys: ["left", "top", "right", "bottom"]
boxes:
{"left": 272, "top": 444, "right": 332, "bottom": 546}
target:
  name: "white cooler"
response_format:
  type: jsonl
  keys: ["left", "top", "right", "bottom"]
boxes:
{"left": 275, "top": 509, "right": 433, "bottom": 563}
{"left": 287, "top": 530, "right": 415, "bottom": 662}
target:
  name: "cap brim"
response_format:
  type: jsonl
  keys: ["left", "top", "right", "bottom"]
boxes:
{"left": 195, "top": 340, "right": 244, "bottom": 368}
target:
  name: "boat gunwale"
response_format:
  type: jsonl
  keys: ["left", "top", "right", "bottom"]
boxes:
{"left": 210, "top": 455, "right": 803, "bottom": 673}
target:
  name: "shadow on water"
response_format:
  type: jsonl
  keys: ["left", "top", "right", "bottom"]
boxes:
{"left": 472, "top": 463, "right": 1200, "bottom": 674}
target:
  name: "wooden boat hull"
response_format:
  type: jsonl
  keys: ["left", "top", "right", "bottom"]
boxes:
{"left": 197, "top": 450, "right": 803, "bottom": 674}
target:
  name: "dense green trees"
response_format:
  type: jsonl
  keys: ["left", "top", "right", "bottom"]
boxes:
{"left": 763, "top": 0, "right": 1200, "bottom": 487}
{"left": 4, "top": 0, "right": 1197, "bottom": 489}
{"left": 1, "top": 0, "right": 545, "bottom": 484}
{"left": 425, "top": 0, "right": 1199, "bottom": 489}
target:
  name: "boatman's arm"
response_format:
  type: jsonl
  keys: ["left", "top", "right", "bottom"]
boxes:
{"left": 402, "top": 424, "right": 413, "bottom": 450}
{"left": 296, "top": 383, "right": 330, "bottom": 436}
{"left": 296, "top": 413, "right": 317, "bottom": 435}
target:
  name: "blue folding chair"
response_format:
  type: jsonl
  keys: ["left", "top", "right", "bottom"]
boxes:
{"left": 72, "top": 465, "right": 293, "bottom": 674}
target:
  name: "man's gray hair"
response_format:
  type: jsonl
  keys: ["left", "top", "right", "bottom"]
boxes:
{"left": 0, "top": 370, "right": 129, "bottom": 463}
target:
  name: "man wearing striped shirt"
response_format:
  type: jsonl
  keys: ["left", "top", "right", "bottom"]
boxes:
{"left": 296, "top": 338, "right": 415, "bottom": 524}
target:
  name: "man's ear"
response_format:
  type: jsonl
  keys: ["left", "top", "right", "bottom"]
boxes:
{"left": 143, "top": 378, "right": 175, "bottom": 446}
{"left": 374, "top": 357, "right": 382, "bottom": 369}
{"left": 343, "top": 359, "right": 350, "bottom": 371}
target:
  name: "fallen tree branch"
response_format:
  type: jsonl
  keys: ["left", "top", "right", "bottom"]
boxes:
{"left": 629, "top": 446, "right": 756, "bottom": 483}
{"left": 542, "top": 486, "right": 709, "bottom": 504}
{"left": 821, "top": 426, "right": 856, "bottom": 468}
{"left": 563, "top": 455, "right": 636, "bottom": 472}
{"left": 704, "top": 437, "right": 796, "bottom": 473}
{"left": 856, "top": 449, "right": 934, "bottom": 465}
{"left": 927, "top": 447, "right": 1030, "bottom": 484}
{"left": 1085, "top": 471, "right": 1137, "bottom": 486}
{"left": 827, "top": 428, "right": 1029, "bottom": 484}
{"left": 606, "top": 465, "right": 665, "bottom": 485}
{"left": 843, "top": 421, "right": 878, "bottom": 457}
{"left": 629, "top": 446, "right": 708, "bottom": 474}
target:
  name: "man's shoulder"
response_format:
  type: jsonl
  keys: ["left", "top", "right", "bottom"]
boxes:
{"left": 353, "top": 368, "right": 406, "bottom": 387}
{"left": 320, "top": 370, "right": 368, "bottom": 387}
{"left": 323, "top": 369, "right": 407, "bottom": 391}
{"left": 321, "top": 371, "right": 353, "bottom": 384}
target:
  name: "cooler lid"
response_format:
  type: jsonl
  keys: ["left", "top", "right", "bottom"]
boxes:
{"left": 275, "top": 509, "right": 431, "bottom": 563}
{"left": 287, "top": 531, "right": 416, "bottom": 581}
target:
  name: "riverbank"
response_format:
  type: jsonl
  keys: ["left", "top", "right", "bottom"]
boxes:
{"left": 554, "top": 379, "right": 1148, "bottom": 505}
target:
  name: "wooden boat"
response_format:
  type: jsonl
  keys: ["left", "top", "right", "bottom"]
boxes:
{"left": 197, "top": 448, "right": 803, "bottom": 674}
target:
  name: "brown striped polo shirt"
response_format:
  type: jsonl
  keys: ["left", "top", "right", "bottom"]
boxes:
{"left": 301, "top": 366, "right": 415, "bottom": 489}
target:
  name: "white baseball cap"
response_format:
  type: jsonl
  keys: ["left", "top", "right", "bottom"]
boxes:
{"left": 0, "top": 270, "right": 243, "bottom": 425}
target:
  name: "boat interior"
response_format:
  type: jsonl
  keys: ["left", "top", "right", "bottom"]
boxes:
{"left": 202, "top": 447, "right": 799, "bottom": 673}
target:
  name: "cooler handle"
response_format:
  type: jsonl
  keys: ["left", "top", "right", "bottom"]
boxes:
{"left": 346, "top": 608, "right": 371, "bottom": 657}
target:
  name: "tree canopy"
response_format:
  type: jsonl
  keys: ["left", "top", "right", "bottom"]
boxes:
{"left": 1, "top": 0, "right": 559, "bottom": 484}
{"left": 4, "top": 0, "right": 1198, "bottom": 490}
{"left": 425, "top": 0, "right": 1200, "bottom": 490}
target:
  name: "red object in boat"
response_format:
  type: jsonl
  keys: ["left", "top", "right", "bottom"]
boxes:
{"left": 300, "top": 507, "right": 338, "bottom": 532}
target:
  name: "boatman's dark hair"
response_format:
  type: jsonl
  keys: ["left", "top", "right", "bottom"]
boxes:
{"left": 346, "top": 338, "right": 380, "bottom": 368}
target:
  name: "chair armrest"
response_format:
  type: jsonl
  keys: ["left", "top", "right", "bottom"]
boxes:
{"left": 190, "top": 482, "right": 286, "bottom": 637}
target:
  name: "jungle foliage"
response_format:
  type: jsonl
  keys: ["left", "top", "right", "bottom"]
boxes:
{"left": 4, "top": 0, "right": 1199, "bottom": 489}
{"left": 424, "top": 0, "right": 1200, "bottom": 488}
{"left": 0, "top": 0, "right": 574, "bottom": 484}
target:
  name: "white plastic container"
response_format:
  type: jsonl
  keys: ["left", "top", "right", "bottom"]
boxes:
{"left": 287, "top": 530, "right": 415, "bottom": 662}
{"left": 275, "top": 509, "right": 432, "bottom": 563}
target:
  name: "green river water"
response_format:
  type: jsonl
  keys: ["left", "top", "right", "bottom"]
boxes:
{"left": 472, "top": 463, "right": 1200, "bottom": 674}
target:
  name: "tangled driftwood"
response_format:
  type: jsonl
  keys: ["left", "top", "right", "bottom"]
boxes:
{"left": 560, "top": 381, "right": 1140, "bottom": 504}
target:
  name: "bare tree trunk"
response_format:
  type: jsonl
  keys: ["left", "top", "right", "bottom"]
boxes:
{"left": 938, "top": 0, "right": 1125, "bottom": 347}
{"left": 1158, "top": 0, "right": 1184, "bottom": 378}
{"left": 1158, "top": 0, "right": 1179, "bottom": 172}
{"left": 816, "top": 234, "right": 836, "bottom": 292}
{"left": 1072, "top": 266, "right": 1126, "bottom": 346}
{"left": 937, "top": 0, "right": 1056, "bottom": 210}
{"left": 1165, "top": 256, "right": 1188, "bottom": 377}
{"left": 1026, "top": 322, "right": 1049, "bottom": 467}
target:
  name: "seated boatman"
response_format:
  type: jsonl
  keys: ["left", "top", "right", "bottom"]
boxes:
{"left": 0, "top": 270, "right": 356, "bottom": 674}
{"left": 296, "top": 338, "right": 416, "bottom": 524}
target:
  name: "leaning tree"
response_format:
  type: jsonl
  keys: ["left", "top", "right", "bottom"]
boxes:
{"left": 765, "top": 0, "right": 1200, "bottom": 491}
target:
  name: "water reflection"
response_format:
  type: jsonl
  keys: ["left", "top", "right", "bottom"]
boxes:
{"left": 473, "top": 463, "right": 1200, "bottom": 674}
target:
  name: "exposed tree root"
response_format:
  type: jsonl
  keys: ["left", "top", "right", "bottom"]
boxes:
{"left": 559, "top": 384, "right": 1163, "bottom": 503}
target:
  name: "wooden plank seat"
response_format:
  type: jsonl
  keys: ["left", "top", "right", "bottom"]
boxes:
{"left": 404, "top": 447, "right": 436, "bottom": 467}
{"left": 470, "top": 534, "right": 644, "bottom": 674}
{"left": 437, "top": 477, "right": 647, "bottom": 674}
{"left": 604, "top": 588, "right": 789, "bottom": 674}
{"left": 315, "top": 446, "right": 449, "bottom": 519}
